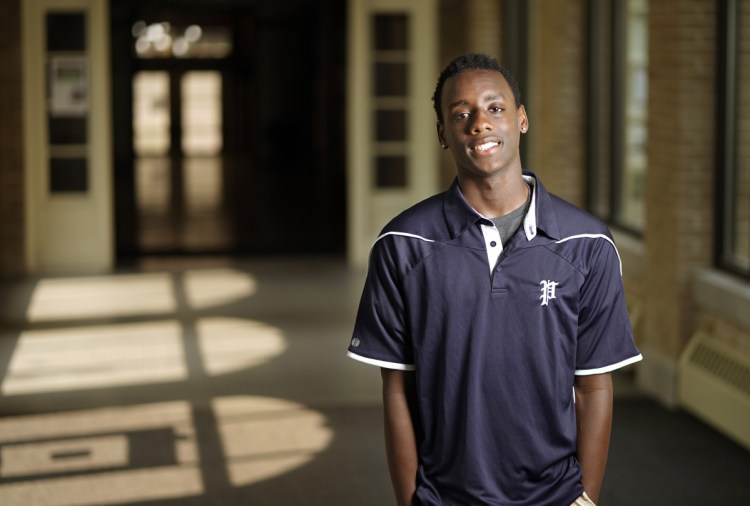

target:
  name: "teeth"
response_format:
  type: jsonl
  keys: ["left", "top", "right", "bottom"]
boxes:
{"left": 474, "top": 142, "right": 497, "bottom": 152}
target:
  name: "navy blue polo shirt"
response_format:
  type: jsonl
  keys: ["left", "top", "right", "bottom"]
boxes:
{"left": 348, "top": 172, "right": 642, "bottom": 506}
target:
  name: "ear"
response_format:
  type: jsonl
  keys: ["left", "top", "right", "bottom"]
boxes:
{"left": 436, "top": 122, "right": 448, "bottom": 148}
{"left": 518, "top": 105, "right": 529, "bottom": 133}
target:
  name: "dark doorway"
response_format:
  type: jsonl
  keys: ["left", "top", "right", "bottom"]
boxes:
{"left": 111, "top": 1, "right": 346, "bottom": 258}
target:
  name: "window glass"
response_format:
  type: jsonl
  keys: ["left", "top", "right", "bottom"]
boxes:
{"left": 181, "top": 71, "right": 222, "bottom": 156}
{"left": 374, "top": 15, "right": 408, "bottom": 51}
{"left": 735, "top": 1, "right": 750, "bottom": 269}
{"left": 133, "top": 71, "right": 170, "bottom": 156}
{"left": 618, "top": 0, "right": 649, "bottom": 230}
{"left": 721, "top": 0, "right": 750, "bottom": 273}
{"left": 587, "top": 0, "right": 648, "bottom": 233}
{"left": 46, "top": 13, "right": 88, "bottom": 194}
{"left": 372, "top": 14, "right": 410, "bottom": 189}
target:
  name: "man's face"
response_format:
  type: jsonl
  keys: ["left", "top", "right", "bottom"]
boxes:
{"left": 437, "top": 69, "right": 528, "bottom": 180}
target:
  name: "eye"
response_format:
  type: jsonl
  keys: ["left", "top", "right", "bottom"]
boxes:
{"left": 452, "top": 112, "right": 470, "bottom": 122}
{"left": 488, "top": 106, "right": 504, "bottom": 113}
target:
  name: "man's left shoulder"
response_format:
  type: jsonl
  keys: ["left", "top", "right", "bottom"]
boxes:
{"left": 548, "top": 193, "right": 611, "bottom": 238}
{"left": 544, "top": 194, "right": 621, "bottom": 274}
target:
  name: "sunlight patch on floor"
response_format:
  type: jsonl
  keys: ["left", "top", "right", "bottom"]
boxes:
{"left": 213, "top": 396, "right": 334, "bottom": 487}
{"left": 2, "top": 316, "right": 287, "bottom": 395}
{"left": 197, "top": 317, "right": 286, "bottom": 376}
{"left": 1, "top": 321, "right": 187, "bottom": 395}
{"left": 25, "top": 273, "right": 176, "bottom": 322}
{"left": 24, "top": 268, "right": 258, "bottom": 322}
{"left": 184, "top": 268, "right": 257, "bottom": 310}
{"left": 0, "top": 397, "right": 332, "bottom": 505}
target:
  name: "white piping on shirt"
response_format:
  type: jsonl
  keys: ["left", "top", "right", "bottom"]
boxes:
{"left": 555, "top": 234, "right": 623, "bottom": 276}
{"left": 374, "top": 231, "right": 436, "bottom": 245}
{"left": 574, "top": 353, "right": 643, "bottom": 376}
{"left": 347, "top": 350, "right": 416, "bottom": 371}
{"left": 373, "top": 232, "right": 623, "bottom": 277}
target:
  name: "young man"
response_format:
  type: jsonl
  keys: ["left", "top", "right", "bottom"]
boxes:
{"left": 348, "top": 53, "right": 642, "bottom": 506}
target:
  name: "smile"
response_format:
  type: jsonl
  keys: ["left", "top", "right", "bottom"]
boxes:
{"left": 472, "top": 141, "right": 499, "bottom": 152}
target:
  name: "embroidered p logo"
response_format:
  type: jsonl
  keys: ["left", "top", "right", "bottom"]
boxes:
{"left": 539, "top": 280, "right": 558, "bottom": 306}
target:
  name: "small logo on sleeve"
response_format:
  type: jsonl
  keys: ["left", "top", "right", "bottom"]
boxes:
{"left": 351, "top": 338, "right": 361, "bottom": 348}
{"left": 539, "top": 280, "right": 559, "bottom": 306}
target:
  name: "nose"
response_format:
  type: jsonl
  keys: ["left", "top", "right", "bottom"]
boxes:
{"left": 469, "top": 109, "right": 492, "bottom": 134}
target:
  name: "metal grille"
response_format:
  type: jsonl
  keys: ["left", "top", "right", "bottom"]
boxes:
{"left": 688, "top": 339, "right": 750, "bottom": 397}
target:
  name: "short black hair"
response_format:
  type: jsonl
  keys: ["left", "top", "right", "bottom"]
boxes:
{"left": 432, "top": 53, "right": 521, "bottom": 123}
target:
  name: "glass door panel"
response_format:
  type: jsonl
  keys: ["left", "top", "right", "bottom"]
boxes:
{"left": 180, "top": 71, "right": 229, "bottom": 250}
{"left": 181, "top": 71, "right": 222, "bottom": 156}
{"left": 133, "top": 71, "right": 171, "bottom": 231}
{"left": 133, "top": 71, "right": 170, "bottom": 155}
{"left": 133, "top": 69, "right": 230, "bottom": 252}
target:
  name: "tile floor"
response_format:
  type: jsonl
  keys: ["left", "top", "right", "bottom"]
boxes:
{"left": 0, "top": 256, "right": 747, "bottom": 505}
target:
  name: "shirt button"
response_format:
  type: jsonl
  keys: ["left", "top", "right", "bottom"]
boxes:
{"left": 490, "top": 241, "right": 497, "bottom": 247}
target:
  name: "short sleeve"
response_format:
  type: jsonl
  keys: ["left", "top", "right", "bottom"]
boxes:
{"left": 575, "top": 238, "right": 642, "bottom": 375}
{"left": 347, "top": 238, "right": 415, "bottom": 370}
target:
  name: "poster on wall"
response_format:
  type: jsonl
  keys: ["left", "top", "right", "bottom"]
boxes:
{"left": 48, "top": 55, "right": 88, "bottom": 117}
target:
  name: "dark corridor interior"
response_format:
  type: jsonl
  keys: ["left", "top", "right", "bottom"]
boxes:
{"left": 111, "top": 0, "right": 346, "bottom": 259}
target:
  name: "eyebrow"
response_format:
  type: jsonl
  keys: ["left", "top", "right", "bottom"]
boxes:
{"left": 447, "top": 93, "right": 506, "bottom": 109}
{"left": 447, "top": 99, "right": 469, "bottom": 109}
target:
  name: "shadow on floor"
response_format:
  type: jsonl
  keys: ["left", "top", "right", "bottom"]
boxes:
{"left": 0, "top": 258, "right": 748, "bottom": 505}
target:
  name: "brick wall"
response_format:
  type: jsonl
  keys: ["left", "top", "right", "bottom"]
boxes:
{"left": 466, "top": 0, "right": 501, "bottom": 57}
{"left": 0, "top": 0, "right": 25, "bottom": 278}
{"left": 526, "top": 0, "right": 586, "bottom": 207}
{"left": 644, "top": 0, "right": 717, "bottom": 359}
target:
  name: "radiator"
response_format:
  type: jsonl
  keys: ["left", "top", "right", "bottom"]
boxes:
{"left": 678, "top": 331, "right": 750, "bottom": 450}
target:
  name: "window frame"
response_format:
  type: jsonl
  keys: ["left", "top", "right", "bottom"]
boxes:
{"left": 716, "top": 0, "right": 749, "bottom": 278}
{"left": 586, "top": 0, "right": 648, "bottom": 236}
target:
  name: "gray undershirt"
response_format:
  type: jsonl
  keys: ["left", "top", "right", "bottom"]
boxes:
{"left": 489, "top": 183, "right": 532, "bottom": 245}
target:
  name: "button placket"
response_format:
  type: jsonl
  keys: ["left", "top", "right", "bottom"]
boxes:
{"left": 480, "top": 222, "right": 503, "bottom": 274}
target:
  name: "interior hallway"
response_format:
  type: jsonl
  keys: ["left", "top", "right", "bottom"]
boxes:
{"left": 0, "top": 257, "right": 748, "bottom": 505}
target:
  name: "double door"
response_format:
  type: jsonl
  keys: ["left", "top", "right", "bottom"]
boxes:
{"left": 133, "top": 67, "right": 231, "bottom": 253}
{"left": 112, "top": 2, "right": 347, "bottom": 258}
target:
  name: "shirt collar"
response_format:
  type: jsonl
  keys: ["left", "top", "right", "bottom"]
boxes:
{"left": 443, "top": 170, "right": 561, "bottom": 242}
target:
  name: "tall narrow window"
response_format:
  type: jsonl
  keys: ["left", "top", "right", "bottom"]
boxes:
{"left": 588, "top": 0, "right": 648, "bottom": 232}
{"left": 372, "top": 14, "right": 410, "bottom": 188}
{"left": 718, "top": 0, "right": 750, "bottom": 276}
{"left": 619, "top": 0, "right": 648, "bottom": 229}
{"left": 46, "top": 13, "right": 89, "bottom": 193}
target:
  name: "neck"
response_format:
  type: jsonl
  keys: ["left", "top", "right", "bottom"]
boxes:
{"left": 457, "top": 169, "right": 528, "bottom": 218}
